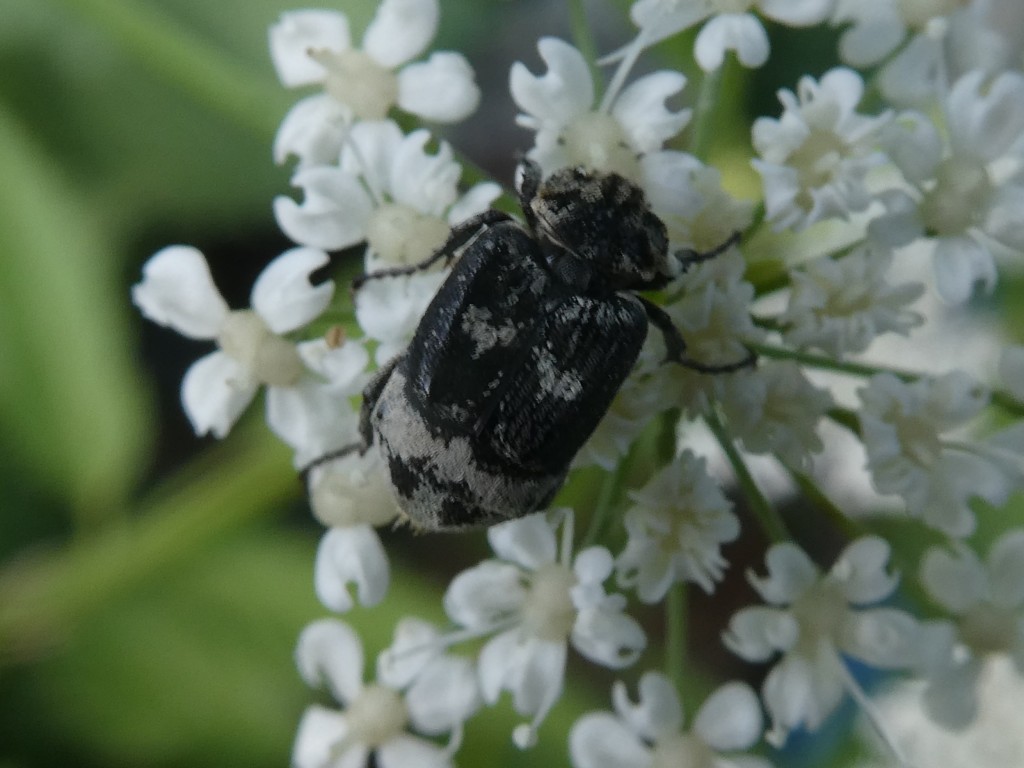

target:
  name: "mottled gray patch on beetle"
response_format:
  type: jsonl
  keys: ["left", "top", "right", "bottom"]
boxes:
{"left": 460, "top": 305, "right": 518, "bottom": 357}
{"left": 371, "top": 369, "right": 564, "bottom": 530}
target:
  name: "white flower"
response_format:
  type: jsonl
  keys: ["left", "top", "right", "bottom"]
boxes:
{"left": 510, "top": 37, "right": 690, "bottom": 178}
{"left": 627, "top": 0, "right": 835, "bottom": 71}
{"left": 293, "top": 618, "right": 479, "bottom": 768}
{"left": 616, "top": 451, "right": 738, "bottom": 601}
{"left": 718, "top": 361, "right": 834, "bottom": 470}
{"left": 274, "top": 119, "right": 500, "bottom": 363}
{"left": 308, "top": 452, "right": 400, "bottom": 613}
{"left": 724, "top": 537, "right": 921, "bottom": 746}
{"left": 660, "top": 249, "right": 763, "bottom": 417}
{"left": 570, "top": 673, "right": 769, "bottom": 768}
{"left": 443, "top": 511, "right": 646, "bottom": 749}
{"left": 833, "top": 0, "right": 1004, "bottom": 106}
{"left": 131, "top": 245, "right": 367, "bottom": 459}
{"left": 858, "top": 371, "right": 1023, "bottom": 537}
{"left": 269, "top": 2, "right": 479, "bottom": 126}
{"left": 778, "top": 242, "right": 924, "bottom": 357}
{"left": 639, "top": 151, "right": 756, "bottom": 252}
{"left": 916, "top": 531, "right": 1024, "bottom": 728}
{"left": 871, "top": 71, "right": 1024, "bottom": 303}
{"left": 831, "top": 0, "right": 960, "bottom": 69}
{"left": 752, "top": 67, "right": 890, "bottom": 232}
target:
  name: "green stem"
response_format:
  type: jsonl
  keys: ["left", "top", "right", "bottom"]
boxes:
{"left": 785, "top": 464, "right": 865, "bottom": 540}
{"left": 705, "top": 410, "right": 790, "bottom": 543}
{"left": 665, "top": 583, "right": 687, "bottom": 692}
{"left": 0, "top": 426, "right": 295, "bottom": 666}
{"left": 581, "top": 461, "right": 628, "bottom": 549}
{"left": 688, "top": 60, "right": 726, "bottom": 162}
{"left": 753, "top": 343, "right": 923, "bottom": 382}
{"left": 54, "top": 0, "right": 289, "bottom": 138}
{"left": 567, "top": 0, "right": 602, "bottom": 98}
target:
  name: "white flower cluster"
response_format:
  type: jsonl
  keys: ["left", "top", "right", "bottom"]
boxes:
{"left": 129, "top": 0, "right": 1024, "bottom": 766}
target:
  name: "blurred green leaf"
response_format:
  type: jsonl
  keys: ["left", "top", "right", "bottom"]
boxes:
{"left": 0, "top": 108, "right": 152, "bottom": 520}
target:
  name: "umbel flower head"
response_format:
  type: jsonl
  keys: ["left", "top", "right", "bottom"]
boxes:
{"left": 443, "top": 511, "right": 646, "bottom": 748}
{"left": 293, "top": 618, "right": 479, "bottom": 768}
{"left": 724, "top": 537, "right": 920, "bottom": 746}
{"left": 131, "top": 245, "right": 369, "bottom": 463}
{"left": 570, "top": 673, "right": 768, "bottom": 768}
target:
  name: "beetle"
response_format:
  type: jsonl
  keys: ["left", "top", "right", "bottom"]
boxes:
{"left": 348, "top": 159, "right": 752, "bottom": 531}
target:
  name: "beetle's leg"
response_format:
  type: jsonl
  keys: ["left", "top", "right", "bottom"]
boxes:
{"left": 297, "top": 354, "right": 403, "bottom": 482}
{"left": 358, "top": 354, "right": 402, "bottom": 446}
{"left": 353, "top": 210, "right": 514, "bottom": 289}
{"left": 674, "top": 231, "right": 741, "bottom": 272}
{"left": 639, "top": 297, "right": 757, "bottom": 373}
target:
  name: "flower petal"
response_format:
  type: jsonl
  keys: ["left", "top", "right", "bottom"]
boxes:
{"left": 487, "top": 512, "right": 558, "bottom": 571}
{"left": 397, "top": 52, "right": 480, "bottom": 123}
{"left": 295, "top": 618, "right": 365, "bottom": 704}
{"left": 377, "top": 617, "right": 442, "bottom": 690}
{"left": 292, "top": 705, "right": 354, "bottom": 768}
{"left": 610, "top": 671, "right": 682, "bottom": 740}
{"left": 251, "top": 247, "right": 333, "bottom": 334}
{"left": 572, "top": 605, "right": 646, "bottom": 668}
{"left": 920, "top": 545, "right": 986, "bottom": 614}
{"left": 569, "top": 712, "right": 650, "bottom": 768}
{"left": 510, "top": 37, "right": 593, "bottom": 128}
{"left": 274, "top": 94, "right": 352, "bottom": 168}
{"left": 180, "top": 351, "right": 257, "bottom": 438}
{"left": 314, "top": 525, "right": 390, "bottom": 612}
{"left": 759, "top": 0, "right": 833, "bottom": 25}
{"left": 446, "top": 181, "right": 502, "bottom": 226}
{"left": 611, "top": 70, "right": 690, "bottom": 152}
{"left": 405, "top": 655, "right": 481, "bottom": 734}
{"left": 694, "top": 14, "right": 769, "bottom": 71}
{"left": 363, "top": 0, "right": 438, "bottom": 68}
{"left": 388, "top": 130, "right": 460, "bottom": 215}
{"left": 947, "top": 69, "right": 1024, "bottom": 162}
{"left": 840, "top": 608, "right": 922, "bottom": 668}
{"left": 693, "top": 681, "right": 762, "bottom": 751}
{"left": 265, "top": 381, "right": 360, "bottom": 468}
{"left": 270, "top": 10, "right": 351, "bottom": 88}
{"left": 831, "top": 536, "right": 899, "bottom": 604}
{"left": 377, "top": 734, "right": 451, "bottom": 768}
{"left": 723, "top": 606, "right": 799, "bottom": 662}
{"left": 132, "top": 245, "right": 228, "bottom": 339}
{"left": 274, "top": 167, "right": 375, "bottom": 251}
{"left": 749, "top": 542, "right": 818, "bottom": 604}
{"left": 444, "top": 561, "right": 526, "bottom": 629}
{"left": 478, "top": 630, "right": 567, "bottom": 719}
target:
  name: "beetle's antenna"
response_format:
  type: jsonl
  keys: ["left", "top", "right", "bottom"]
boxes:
{"left": 675, "top": 230, "right": 741, "bottom": 272}
{"left": 299, "top": 442, "right": 363, "bottom": 486}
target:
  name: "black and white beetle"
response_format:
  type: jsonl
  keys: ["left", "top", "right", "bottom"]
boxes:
{"left": 344, "top": 159, "right": 752, "bottom": 531}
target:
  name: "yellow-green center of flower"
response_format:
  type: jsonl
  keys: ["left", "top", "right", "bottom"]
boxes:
{"left": 343, "top": 684, "right": 409, "bottom": 748}
{"left": 790, "top": 580, "right": 848, "bottom": 655}
{"left": 920, "top": 155, "right": 992, "bottom": 237}
{"left": 960, "top": 603, "right": 1017, "bottom": 654}
{"left": 522, "top": 563, "right": 578, "bottom": 641}
{"left": 314, "top": 49, "right": 399, "bottom": 120}
{"left": 365, "top": 203, "right": 451, "bottom": 268}
{"left": 788, "top": 125, "right": 847, "bottom": 210}
{"left": 218, "top": 310, "right": 304, "bottom": 387}
{"left": 651, "top": 732, "right": 715, "bottom": 768}
{"left": 561, "top": 112, "right": 640, "bottom": 181}
{"left": 899, "top": 0, "right": 967, "bottom": 30}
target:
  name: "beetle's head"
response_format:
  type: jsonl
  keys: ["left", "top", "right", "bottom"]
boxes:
{"left": 516, "top": 160, "right": 673, "bottom": 292}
